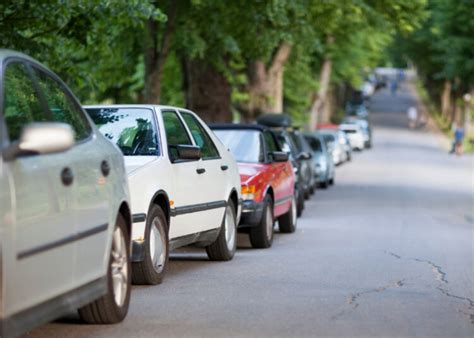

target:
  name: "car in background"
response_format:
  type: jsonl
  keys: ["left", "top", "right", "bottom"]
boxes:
{"left": 0, "top": 50, "right": 132, "bottom": 337}
{"left": 345, "top": 102, "right": 369, "bottom": 119}
{"left": 317, "top": 129, "right": 348, "bottom": 165}
{"left": 86, "top": 105, "right": 241, "bottom": 285}
{"left": 340, "top": 123, "right": 365, "bottom": 151}
{"left": 304, "top": 133, "right": 335, "bottom": 188}
{"left": 318, "top": 124, "right": 352, "bottom": 162}
{"left": 343, "top": 117, "right": 372, "bottom": 148}
{"left": 287, "top": 130, "right": 316, "bottom": 198}
{"left": 211, "top": 124, "right": 297, "bottom": 248}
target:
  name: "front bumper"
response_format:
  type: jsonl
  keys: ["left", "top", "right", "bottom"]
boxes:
{"left": 238, "top": 200, "right": 264, "bottom": 227}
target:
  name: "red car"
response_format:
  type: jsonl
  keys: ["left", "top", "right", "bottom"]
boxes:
{"left": 211, "top": 124, "right": 297, "bottom": 248}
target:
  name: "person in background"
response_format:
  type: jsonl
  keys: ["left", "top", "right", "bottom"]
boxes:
{"left": 454, "top": 125, "right": 465, "bottom": 155}
{"left": 407, "top": 106, "right": 417, "bottom": 129}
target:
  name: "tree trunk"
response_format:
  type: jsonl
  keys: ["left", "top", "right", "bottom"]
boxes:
{"left": 144, "top": 0, "right": 177, "bottom": 103}
{"left": 309, "top": 57, "right": 333, "bottom": 130}
{"left": 440, "top": 79, "right": 451, "bottom": 119}
{"left": 243, "top": 42, "right": 292, "bottom": 121}
{"left": 184, "top": 59, "right": 232, "bottom": 123}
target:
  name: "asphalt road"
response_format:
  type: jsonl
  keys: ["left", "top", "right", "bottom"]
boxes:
{"left": 28, "top": 84, "right": 474, "bottom": 337}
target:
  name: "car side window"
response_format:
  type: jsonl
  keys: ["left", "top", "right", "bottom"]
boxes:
{"left": 3, "top": 62, "right": 46, "bottom": 142}
{"left": 180, "top": 112, "right": 220, "bottom": 160}
{"left": 32, "top": 67, "right": 91, "bottom": 141}
{"left": 162, "top": 110, "right": 192, "bottom": 161}
{"left": 264, "top": 131, "right": 278, "bottom": 153}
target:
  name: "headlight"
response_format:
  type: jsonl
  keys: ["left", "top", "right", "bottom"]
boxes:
{"left": 241, "top": 185, "right": 256, "bottom": 200}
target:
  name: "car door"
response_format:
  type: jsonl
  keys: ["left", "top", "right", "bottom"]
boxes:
{"left": 1, "top": 60, "right": 75, "bottom": 315}
{"left": 160, "top": 109, "right": 206, "bottom": 239}
{"left": 30, "top": 65, "right": 110, "bottom": 285}
{"left": 179, "top": 111, "right": 227, "bottom": 232}
{"left": 263, "top": 131, "right": 292, "bottom": 215}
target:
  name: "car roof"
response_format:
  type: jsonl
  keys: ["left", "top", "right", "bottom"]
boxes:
{"left": 83, "top": 104, "right": 193, "bottom": 113}
{"left": 209, "top": 123, "right": 269, "bottom": 132}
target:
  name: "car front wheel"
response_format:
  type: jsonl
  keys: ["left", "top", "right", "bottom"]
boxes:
{"left": 79, "top": 214, "right": 131, "bottom": 324}
{"left": 206, "top": 199, "right": 237, "bottom": 261}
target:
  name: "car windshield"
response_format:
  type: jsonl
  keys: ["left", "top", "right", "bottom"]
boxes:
{"left": 86, "top": 107, "right": 159, "bottom": 156}
{"left": 342, "top": 129, "right": 357, "bottom": 134}
{"left": 213, "top": 129, "right": 263, "bottom": 163}
{"left": 289, "top": 133, "right": 304, "bottom": 152}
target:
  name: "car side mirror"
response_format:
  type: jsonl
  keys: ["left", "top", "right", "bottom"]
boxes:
{"left": 3, "top": 122, "right": 74, "bottom": 161}
{"left": 271, "top": 151, "right": 289, "bottom": 162}
{"left": 176, "top": 145, "right": 201, "bottom": 160}
{"left": 297, "top": 152, "right": 311, "bottom": 160}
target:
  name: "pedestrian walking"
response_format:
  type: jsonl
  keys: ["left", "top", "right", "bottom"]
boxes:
{"left": 407, "top": 106, "right": 417, "bottom": 129}
{"left": 453, "top": 125, "right": 465, "bottom": 155}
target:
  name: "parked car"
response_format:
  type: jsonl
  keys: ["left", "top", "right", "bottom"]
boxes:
{"left": 0, "top": 50, "right": 132, "bottom": 337}
{"left": 317, "top": 129, "right": 348, "bottom": 165}
{"left": 257, "top": 113, "right": 314, "bottom": 200}
{"left": 287, "top": 130, "right": 316, "bottom": 198}
{"left": 340, "top": 123, "right": 365, "bottom": 151}
{"left": 211, "top": 124, "right": 297, "bottom": 248}
{"left": 86, "top": 105, "right": 241, "bottom": 285}
{"left": 304, "top": 133, "right": 335, "bottom": 188}
{"left": 345, "top": 102, "right": 369, "bottom": 119}
{"left": 343, "top": 117, "right": 372, "bottom": 148}
{"left": 318, "top": 125, "right": 352, "bottom": 162}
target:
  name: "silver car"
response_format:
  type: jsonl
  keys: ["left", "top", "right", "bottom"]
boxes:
{"left": 0, "top": 50, "right": 132, "bottom": 336}
{"left": 317, "top": 130, "right": 348, "bottom": 165}
{"left": 304, "top": 133, "right": 335, "bottom": 188}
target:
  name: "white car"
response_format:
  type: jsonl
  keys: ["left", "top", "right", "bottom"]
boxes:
{"left": 0, "top": 50, "right": 132, "bottom": 337}
{"left": 340, "top": 124, "right": 365, "bottom": 151}
{"left": 86, "top": 105, "right": 242, "bottom": 285}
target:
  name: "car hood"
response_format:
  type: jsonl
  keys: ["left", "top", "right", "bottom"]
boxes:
{"left": 124, "top": 156, "right": 157, "bottom": 176}
{"left": 313, "top": 153, "right": 326, "bottom": 164}
{"left": 238, "top": 162, "right": 266, "bottom": 185}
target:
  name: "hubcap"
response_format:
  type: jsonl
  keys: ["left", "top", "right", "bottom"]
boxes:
{"left": 266, "top": 207, "right": 273, "bottom": 241}
{"left": 111, "top": 226, "right": 128, "bottom": 307}
{"left": 149, "top": 217, "right": 166, "bottom": 273}
{"left": 224, "top": 206, "right": 236, "bottom": 251}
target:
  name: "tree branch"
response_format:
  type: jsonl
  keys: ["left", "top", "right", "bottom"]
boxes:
{"left": 268, "top": 42, "right": 292, "bottom": 76}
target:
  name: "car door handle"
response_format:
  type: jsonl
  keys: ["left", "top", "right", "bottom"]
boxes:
{"left": 220, "top": 165, "right": 228, "bottom": 171}
{"left": 196, "top": 168, "right": 206, "bottom": 174}
{"left": 101, "top": 160, "right": 110, "bottom": 177}
{"left": 61, "top": 167, "right": 74, "bottom": 186}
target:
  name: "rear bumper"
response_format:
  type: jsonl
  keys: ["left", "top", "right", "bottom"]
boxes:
{"left": 238, "top": 200, "right": 264, "bottom": 227}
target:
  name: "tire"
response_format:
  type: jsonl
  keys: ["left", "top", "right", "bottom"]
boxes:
{"left": 206, "top": 199, "right": 237, "bottom": 261}
{"left": 296, "top": 185, "right": 305, "bottom": 217}
{"left": 320, "top": 180, "right": 328, "bottom": 189}
{"left": 249, "top": 195, "right": 274, "bottom": 248}
{"left": 132, "top": 204, "right": 169, "bottom": 285}
{"left": 278, "top": 195, "right": 297, "bottom": 233}
{"left": 329, "top": 176, "right": 335, "bottom": 185}
{"left": 79, "top": 214, "right": 131, "bottom": 324}
{"left": 309, "top": 185, "right": 315, "bottom": 195}
{"left": 304, "top": 188, "right": 310, "bottom": 200}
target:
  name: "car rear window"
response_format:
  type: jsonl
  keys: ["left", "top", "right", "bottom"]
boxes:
{"left": 213, "top": 129, "right": 263, "bottom": 163}
{"left": 86, "top": 107, "right": 159, "bottom": 156}
{"left": 305, "top": 136, "right": 322, "bottom": 152}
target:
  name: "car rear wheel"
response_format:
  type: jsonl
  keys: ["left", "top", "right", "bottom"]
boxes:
{"left": 206, "top": 199, "right": 237, "bottom": 261}
{"left": 296, "top": 185, "right": 304, "bottom": 217}
{"left": 249, "top": 195, "right": 274, "bottom": 248}
{"left": 79, "top": 214, "right": 131, "bottom": 324}
{"left": 329, "top": 176, "right": 335, "bottom": 185}
{"left": 320, "top": 180, "right": 328, "bottom": 189}
{"left": 132, "top": 204, "right": 169, "bottom": 285}
{"left": 278, "top": 195, "right": 297, "bottom": 233}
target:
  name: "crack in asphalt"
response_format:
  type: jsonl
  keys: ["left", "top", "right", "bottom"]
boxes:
{"left": 331, "top": 279, "right": 405, "bottom": 320}
{"left": 384, "top": 250, "right": 474, "bottom": 324}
